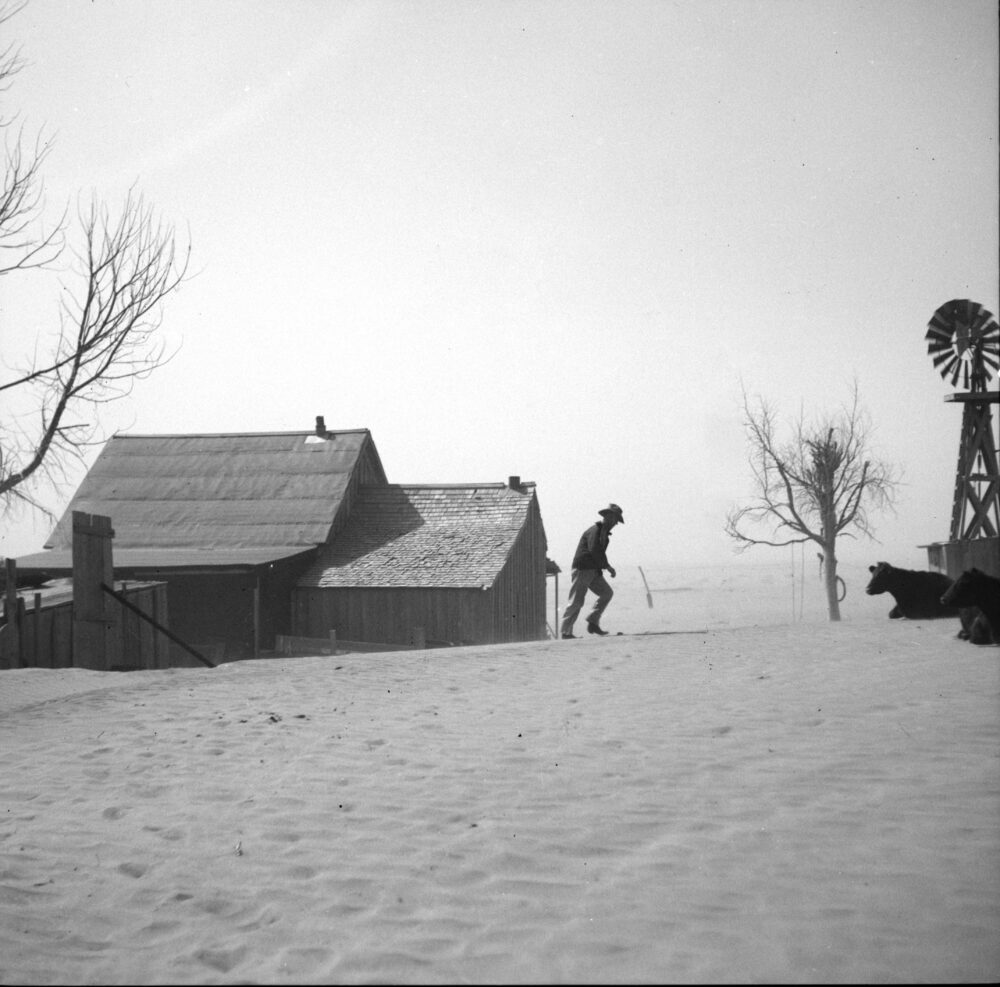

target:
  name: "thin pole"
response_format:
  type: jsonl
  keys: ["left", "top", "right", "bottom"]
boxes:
{"left": 638, "top": 566, "right": 654, "bottom": 608}
{"left": 554, "top": 572, "right": 559, "bottom": 637}
{"left": 799, "top": 543, "right": 805, "bottom": 621}
{"left": 253, "top": 577, "right": 260, "bottom": 660}
{"left": 790, "top": 544, "right": 796, "bottom": 622}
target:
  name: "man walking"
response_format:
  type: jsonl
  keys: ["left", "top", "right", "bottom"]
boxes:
{"left": 560, "top": 503, "right": 624, "bottom": 639}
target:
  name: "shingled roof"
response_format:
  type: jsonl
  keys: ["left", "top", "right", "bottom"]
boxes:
{"left": 300, "top": 483, "right": 538, "bottom": 589}
{"left": 16, "top": 428, "right": 386, "bottom": 570}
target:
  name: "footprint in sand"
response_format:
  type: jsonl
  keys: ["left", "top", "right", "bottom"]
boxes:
{"left": 194, "top": 946, "right": 247, "bottom": 974}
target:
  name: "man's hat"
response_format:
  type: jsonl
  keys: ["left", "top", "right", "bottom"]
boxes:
{"left": 599, "top": 503, "right": 625, "bottom": 524}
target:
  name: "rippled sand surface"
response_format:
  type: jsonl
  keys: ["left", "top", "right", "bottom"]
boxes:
{"left": 1, "top": 613, "right": 998, "bottom": 984}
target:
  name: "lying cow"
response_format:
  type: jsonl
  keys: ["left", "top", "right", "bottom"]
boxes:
{"left": 941, "top": 569, "right": 1000, "bottom": 645}
{"left": 865, "top": 562, "right": 961, "bottom": 619}
{"left": 957, "top": 607, "right": 993, "bottom": 645}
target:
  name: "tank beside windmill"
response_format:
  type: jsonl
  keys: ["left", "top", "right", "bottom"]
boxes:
{"left": 922, "top": 299, "right": 1000, "bottom": 579}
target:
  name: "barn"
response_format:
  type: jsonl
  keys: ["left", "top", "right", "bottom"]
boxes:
{"left": 294, "top": 478, "right": 548, "bottom": 646}
{"left": 13, "top": 421, "right": 549, "bottom": 660}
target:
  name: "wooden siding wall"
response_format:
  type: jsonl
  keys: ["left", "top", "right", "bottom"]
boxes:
{"left": 257, "top": 556, "right": 315, "bottom": 646}
{"left": 925, "top": 537, "right": 1000, "bottom": 579}
{"left": 125, "top": 555, "right": 313, "bottom": 661}
{"left": 484, "top": 496, "right": 547, "bottom": 643}
{"left": 151, "top": 574, "right": 253, "bottom": 659}
{"left": 293, "top": 585, "right": 484, "bottom": 646}
{"left": 293, "top": 492, "right": 548, "bottom": 647}
{"left": 325, "top": 438, "right": 389, "bottom": 544}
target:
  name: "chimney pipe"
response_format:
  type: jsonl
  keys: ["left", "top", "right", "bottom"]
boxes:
{"left": 507, "top": 475, "right": 522, "bottom": 491}
{"left": 315, "top": 416, "right": 326, "bottom": 437}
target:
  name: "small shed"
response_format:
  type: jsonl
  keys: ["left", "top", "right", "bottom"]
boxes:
{"left": 293, "top": 477, "right": 548, "bottom": 646}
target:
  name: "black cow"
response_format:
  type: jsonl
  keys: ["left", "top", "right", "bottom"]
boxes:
{"left": 957, "top": 606, "right": 992, "bottom": 645}
{"left": 865, "top": 562, "right": 961, "bottom": 619}
{"left": 941, "top": 569, "right": 1000, "bottom": 645}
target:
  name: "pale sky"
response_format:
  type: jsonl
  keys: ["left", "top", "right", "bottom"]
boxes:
{"left": 2, "top": 0, "right": 997, "bottom": 573}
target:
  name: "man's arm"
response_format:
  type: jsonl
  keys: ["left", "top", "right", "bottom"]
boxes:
{"left": 587, "top": 525, "right": 615, "bottom": 577}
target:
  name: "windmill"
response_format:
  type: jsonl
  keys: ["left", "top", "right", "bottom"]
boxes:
{"left": 925, "top": 299, "right": 1000, "bottom": 542}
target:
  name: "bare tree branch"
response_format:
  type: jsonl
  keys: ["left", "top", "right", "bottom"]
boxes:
{"left": 1, "top": 192, "right": 189, "bottom": 509}
{"left": 725, "top": 381, "right": 900, "bottom": 620}
{"left": 1, "top": 3, "right": 189, "bottom": 522}
{"left": 0, "top": 126, "right": 65, "bottom": 273}
{"left": 0, "top": 2, "right": 65, "bottom": 274}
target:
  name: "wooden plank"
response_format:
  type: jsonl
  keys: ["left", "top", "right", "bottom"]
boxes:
{"left": 32, "top": 593, "right": 42, "bottom": 666}
{"left": 253, "top": 579, "right": 260, "bottom": 660}
{"left": 72, "top": 511, "right": 114, "bottom": 670}
{"left": 275, "top": 632, "right": 338, "bottom": 656}
{"left": 52, "top": 607, "right": 73, "bottom": 668}
{"left": 4, "top": 559, "right": 20, "bottom": 667}
{"left": 273, "top": 632, "right": 428, "bottom": 656}
{"left": 335, "top": 639, "right": 421, "bottom": 653}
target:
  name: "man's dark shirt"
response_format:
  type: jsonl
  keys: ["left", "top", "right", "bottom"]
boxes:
{"left": 572, "top": 522, "right": 612, "bottom": 571}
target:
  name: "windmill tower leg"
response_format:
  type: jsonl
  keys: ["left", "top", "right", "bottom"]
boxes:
{"left": 950, "top": 399, "right": 1000, "bottom": 542}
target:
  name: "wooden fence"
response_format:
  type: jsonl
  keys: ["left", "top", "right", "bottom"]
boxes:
{"left": 1, "top": 511, "right": 194, "bottom": 671}
{"left": 0, "top": 579, "right": 171, "bottom": 671}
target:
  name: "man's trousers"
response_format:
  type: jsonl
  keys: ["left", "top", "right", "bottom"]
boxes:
{"left": 560, "top": 568, "right": 613, "bottom": 635}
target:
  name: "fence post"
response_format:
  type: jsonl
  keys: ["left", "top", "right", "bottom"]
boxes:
{"left": 72, "top": 511, "right": 115, "bottom": 670}
{"left": 32, "top": 592, "right": 42, "bottom": 666}
{"left": 253, "top": 579, "right": 260, "bottom": 661}
{"left": 3, "top": 558, "right": 21, "bottom": 668}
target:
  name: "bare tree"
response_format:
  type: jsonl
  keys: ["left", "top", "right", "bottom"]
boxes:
{"left": 1, "top": 2, "right": 188, "bottom": 519}
{"left": 1, "top": 1, "right": 62, "bottom": 275}
{"left": 725, "top": 383, "right": 899, "bottom": 620}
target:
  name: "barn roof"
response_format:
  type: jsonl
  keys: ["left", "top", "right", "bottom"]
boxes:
{"left": 21, "top": 429, "right": 385, "bottom": 566}
{"left": 11, "top": 546, "right": 316, "bottom": 574}
{"left": 300, "top": 483, "right": 538, "bottom": 589}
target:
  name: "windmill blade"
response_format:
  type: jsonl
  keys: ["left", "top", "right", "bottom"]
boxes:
{"left": 926, "top": 333, "right": 953, "bottom": 355}
{"left": 927, "top": 299, "right": 1000, "bottom": 388}
{"left": 926, "top": 314, "right": 957, "bottom": 355}
{"left": 976, "top": 317, "right": 999, "bottom": 383}
{"left": 940, "top": 358, "right": 959, "bottom": 385}
{"left": 969, "top": 307, "right": 991, "bottom": 334}
{"left": 926, "top": 317, "right": 953, "bottom": 341}
{"left": 934, "top": 351, "right": 958, "bottom": 378}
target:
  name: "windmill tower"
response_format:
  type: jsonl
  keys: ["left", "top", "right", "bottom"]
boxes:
{"left": 924, "top": 299, "right": 1000, "bottom": 574}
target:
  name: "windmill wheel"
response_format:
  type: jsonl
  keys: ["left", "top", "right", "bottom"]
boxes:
{"left": 925, "top": 299, "right": 1000, "bottom": 390}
